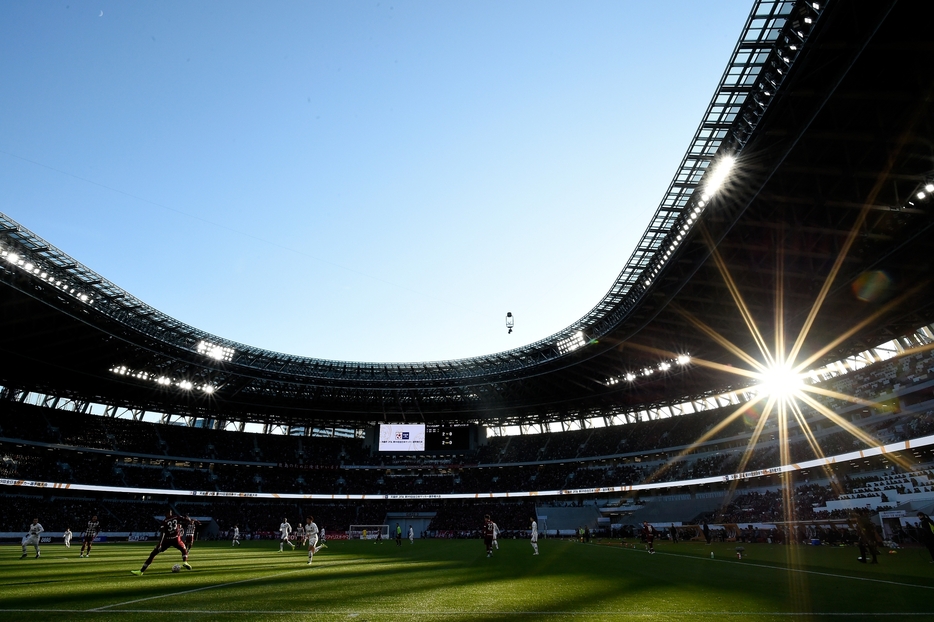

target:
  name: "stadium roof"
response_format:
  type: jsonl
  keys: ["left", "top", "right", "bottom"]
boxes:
{"left": 2, "top": 0, "right": 933, "bottom": 430}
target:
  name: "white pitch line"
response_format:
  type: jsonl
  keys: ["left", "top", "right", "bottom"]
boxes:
{"left": 70, "top": 546, "right": 934, "bottom": 614}
{"left": 83, "top": 553, "right": 379, "bottom": 612}
{"left": 86, "top": 567, "right": 308, "bottom": 611}
{"left": 1, "top": 609, "right": 933, "bottom": 617}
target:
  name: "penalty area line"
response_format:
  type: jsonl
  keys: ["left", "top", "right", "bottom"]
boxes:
{"left": 86, "top": 567, "right": 308, "bottom": 611}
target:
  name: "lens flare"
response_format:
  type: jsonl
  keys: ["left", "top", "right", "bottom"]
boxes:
{"left": 852, "top": 270, "right": 892, "bottom": 302}
{"left": 756, "top": 363, "right": 804, "bottom": 400}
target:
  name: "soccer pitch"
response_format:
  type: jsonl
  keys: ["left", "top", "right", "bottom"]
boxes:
{"left": 1, "top": 538, "right": 932, "bottom": 621}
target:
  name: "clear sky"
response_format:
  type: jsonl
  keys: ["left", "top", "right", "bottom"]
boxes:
{"left": 1, "top": 1, "right": 750, "bottom": 363}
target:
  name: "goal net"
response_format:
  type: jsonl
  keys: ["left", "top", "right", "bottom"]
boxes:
{"left": 349, "top": 524, "right": 390, "bottom": 540}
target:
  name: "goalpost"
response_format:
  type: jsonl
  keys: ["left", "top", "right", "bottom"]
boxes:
{"left": 349, "top": 524, "right": 390, "bottom": 540}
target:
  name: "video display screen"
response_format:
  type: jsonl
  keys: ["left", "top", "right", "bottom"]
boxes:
{"left": 425, "top": 423, "right": 470, "bottom": 451}
{"left": 377, "top": 423, "right": 425, "bottom": 452}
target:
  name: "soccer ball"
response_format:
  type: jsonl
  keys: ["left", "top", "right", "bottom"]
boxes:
{"left": 172, "top": 564, "right": 182, "bottom": 573}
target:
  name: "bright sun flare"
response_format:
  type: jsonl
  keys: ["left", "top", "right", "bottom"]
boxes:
{"left": 756, "top": 364, "right": 804, "bottom": 400}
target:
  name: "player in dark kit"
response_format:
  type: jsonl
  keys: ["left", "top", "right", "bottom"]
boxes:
{"left": 79, "top": 515, "right": 101, "bottom": 558}
{"left": 483, "top": 515, "right": 496, "bottom": 558}
{"left": 131, "top": 509, "right": 192, "bottom": 576}
{"left": 183, "top": 516, "right": 201, "bottom": 552}
{"left": 643, "top": 521, "right": 656, "bottom": 554}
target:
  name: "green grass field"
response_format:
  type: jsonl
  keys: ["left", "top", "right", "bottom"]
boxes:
{"left": 1, "top": 538, "right": 932, "bottom": 621}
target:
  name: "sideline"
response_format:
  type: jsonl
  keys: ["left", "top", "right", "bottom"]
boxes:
{"left": 0, "top": 608, "right": 933, "bottom": 617}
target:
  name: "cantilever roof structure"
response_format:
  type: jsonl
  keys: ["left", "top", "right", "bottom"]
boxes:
{"left": 2, "top": 0, "right": 933, "bottom": 431}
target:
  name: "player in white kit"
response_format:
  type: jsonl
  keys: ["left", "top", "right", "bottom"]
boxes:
{"left": 21, "top": 518, "right": 44, "bottom": 559}
{"left": 278, "top": 518, "right": 294, "bottom": 552}
{"left": 304, "top": 515, "right": 327, "bottom": 565}
{"left": 492, "top": 521, "right": 500, "bottom": 550}
{"left": 530, "top": 517, "right": 539, "bottom": 555}
{"left": 63, "top": 528, "right": 73, "bottom": 548}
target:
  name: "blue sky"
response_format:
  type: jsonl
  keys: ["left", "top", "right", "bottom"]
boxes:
{"left": 1, "top": 1, "right": 750, "bottom": 363}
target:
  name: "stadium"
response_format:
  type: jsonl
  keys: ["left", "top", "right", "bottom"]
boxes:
{"left": 2, "top": 0, "right": 934, "bottom": 619}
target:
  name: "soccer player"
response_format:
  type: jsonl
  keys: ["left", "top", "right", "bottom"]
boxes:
{"left": 643, "top": 521, "right": 656, "bottom": 554}
{"left": 483, "top": 515, "right": 495, "bottom": 557}
{"left": 917, "top": 512, "right": 934, "bottom": 562}
{"left": 304, "top": 515, "right": 327, "bottom": 565}
{"left": 320, "top": 526, "right": 326, "bottom": 544}
{"left": 183, "top": 516, "right": 201, "bottom": 552}
{"left": 408, "top": 525, "right": 414, "bottom": 544}
{"left": 279, "top": 517, "right": 295, "bottom": 552}
{"left": 131, "top": 509, "right": 192, "bottom": 576}
{"left": 361, "top": 528, "right": 367, "bottom": 541}
{"left": 530, "top": 517, "right": 539, "bottom": 556}
{"left": 295, "top": 522, "right": 305, "bottom": 546}
{"left": 20, "top": 517, "right": 44, "bottom": 559}
{"left": 492, "top": 520, "right": 500, "bottom": 550}
{"left": 63, "top": 527, "right": 73, "bottom": 548}
{"left": 79, "top": 515, "right": 101, "bottom": 558}
{"left": 395, "top": 523, "right": 402, "bottom": 546}
{"left": 854, "top": 512, "right": 879, "bottom": 564}
{"left": 232, "top": 525, "right": 241, "bottom": 546}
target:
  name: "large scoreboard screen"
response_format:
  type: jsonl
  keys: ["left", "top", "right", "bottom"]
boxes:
{"left": 374, "top": 423, "right": 474, "bottom": 453}
{"left": 425, "top": 423, "right": 471, "bottom": 451}
{"left": 377, "top": 424, "right": 425, "bottom": 452}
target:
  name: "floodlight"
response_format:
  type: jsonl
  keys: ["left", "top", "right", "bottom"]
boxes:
{"left": 925, "top": 183, "right": 934, "bottom": 193}
{"left": 677, "top": 355, "right": 690, "bottom": 365}
{"left": 179, "top": 380, "right": 193, "bottom": 390}
{"left": 196, "top": 340, "right": 234, "bottom": 362}
{"left": 556, "top": 330, "right": 586, "bottom": 354}
{"left": 625, "top": 373, "right": 636, "bottom": 382}
{"left": 703, "top": 155, "right": 735, "bottom": 196}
